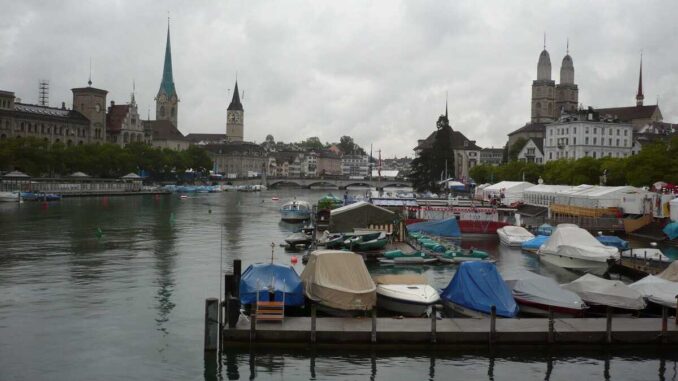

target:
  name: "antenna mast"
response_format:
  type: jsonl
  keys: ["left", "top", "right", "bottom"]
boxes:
{"left": 38, "top": 80, "right": 49, "bottom": 106}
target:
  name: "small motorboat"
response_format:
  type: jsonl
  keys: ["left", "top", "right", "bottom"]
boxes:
{"left": 440, "top": 261, "right": 518, "bottom": 318}
{"left": 378, "top": 250, "right": 438, "bottom": 265}
{"left": 284, "top": 232, "right": 312, "bottom": 247}
{"left": 629, "top": 275, "right": 678, "bottom": 310}
{"left": 271, "top": 196, "right": 280, "bottom": 201}
{"left": 20, "top": 192, "right": 61, "bottom": 201}
{"left": 373, "top": 274, "right": 440, "bottom": 317}
{"left": 621, "top": 247, "right": 672, "bottom": 263}
{"left": 239, "top": 262, "right": 305, "bottom": 311}
{"left": 300, "top": 250, "right": 376, "bottom": 316}
{"left": 595, "top": 235, "right": 629, "bottom": 251}
{"left": 438, "top": 247, "right": 490, "bottom": 263}
{"left": 503, "top": 270, "right": 586, "bottom": 317}
{"left": 562, "top": 274, "right": 646, "bottom": 313}
{"left": 497, "top": 226, "right": 535, "bottom": 247}
{"left": 319, "top": 231, "right": 345, "bottom": 249}
{"left": 537, "top": 224, "right": 619, "bottom": 273}
{"left": 535, "top": 223, "right": 554, "bottom": 236}
{"left": 520, "top": 235, "right": 549, "bottom": 253}
{"left": 345, "top": 232, "right": 388, "bottom": 251}
{"left": 0, "top": 191, "right": 20, "bottom": 202}
{"left": 280, "top": 200, "right": 312, "bottom": 222}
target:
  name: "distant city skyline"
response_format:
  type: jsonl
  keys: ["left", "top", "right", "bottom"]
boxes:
{"left": 1, "top": 1, "right": 677, "bottom": 157}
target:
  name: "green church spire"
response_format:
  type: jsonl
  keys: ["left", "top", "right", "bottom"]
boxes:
{"left": 158, "top": 20, "right": 177, "bottom": 98}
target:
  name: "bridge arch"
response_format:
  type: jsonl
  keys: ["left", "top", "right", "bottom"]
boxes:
{"left": 307, "top": 181, "right": 339, "bottom": 189}
{"left": 268, "top": 179, "right": 303, "bottom": 188}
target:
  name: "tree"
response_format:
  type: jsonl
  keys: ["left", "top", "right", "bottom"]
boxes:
{"left": 299, "top": 137, "right": 323, "bottom": 151}
{"left": 408, "top": 115, "right": 455, "bottom": 192}
{"left": 508, "top": 137, "right": 528, "bottom": 161}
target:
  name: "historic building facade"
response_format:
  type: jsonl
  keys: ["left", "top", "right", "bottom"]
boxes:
{"left": 226, "top": 81, "right": 244, "bottom": 142}
{"left": 106, "top": 92, "right": 146, "bottom": 147}
{"left": 205, "top": 141, "right": 266, "bottom": 178}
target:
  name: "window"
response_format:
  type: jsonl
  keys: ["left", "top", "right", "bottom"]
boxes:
{"left": 624, "top": 130, "right": 628, "bottom": 136}
{"left": 573, "top": 127, "right": 577, "bottom": 134}
{"left": 549, "top": 152, "right": 553, "bottom": 159}
{"left": 624, "top": 139, "right": 627, "bottom": 146}
{"left": 601, "top": 128, "right": 605, "bottom": 136}
{"left": 585, "top": 137, "right": 589, "bottom": 144}
{"left": 617, "top": 129, "right": 620, "bottom": 136}
{"left": 549, "top": 138, "right": 553, "bottom": 146}
{"left": 585, "top": 151, "right": 589, "bottom": 157}
{"left": 609, "top": 138, "right": 612, "bottom": 146}
{"left": 593, "top": 151, "right": 597, "bottom": 158}
{"left": 593, "top": 137, "right": 597, "bottom": 144}
{"left": 585, "top": 128, "right": 589, "bottom": 134}
{"left": 593, "top": 128, "right": 597, "bottom": 134}
{"left": 573, "top": 137, "right": 576, "bottom": 144}
{"left": 616, "top": 139, "right": 620, "bottom": 146}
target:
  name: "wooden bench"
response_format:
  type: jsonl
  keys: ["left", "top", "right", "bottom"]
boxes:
{"left": 255, "top": 301, "right": 285, "bottom": 322}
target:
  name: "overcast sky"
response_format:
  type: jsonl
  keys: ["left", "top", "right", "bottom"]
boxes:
{"left": 1, "top": 1, "right": 677, "bottom": 157}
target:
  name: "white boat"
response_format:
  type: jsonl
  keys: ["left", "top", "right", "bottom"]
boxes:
{"left": 536, "top": 224, "right": 619, "bottom": 273}
{"left": 373, "top": 275, "right": 440, "bottom": 316}
{"left": 562, "top": 274, "right": 646, "bottom": 311}
{"left": 497, "top": 226, "right": 534, "bottom": 247}
{"left": 629, "top": 275, "right": 678, "bottom": 309}
{"left": 280, "top": 200, "right": 312, "bottom": 222}
{"left": 0, "top": 191, "right": 19, "bottom": 202}
{"left": 621, "top": 248, "right": 671, "bottom": 263}
{"left": 503, "top": 270, "right": 586, "bottom": 317}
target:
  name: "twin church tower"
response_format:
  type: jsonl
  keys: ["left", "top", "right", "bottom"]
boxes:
{"left": 531, "top": 40, "right": 579, "bottom": 123}
{"left": 154, "top": 21, "right": 244, "bottom": 142}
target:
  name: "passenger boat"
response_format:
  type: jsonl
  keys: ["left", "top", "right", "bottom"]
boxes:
{"left": 300, "top": 250, "right": 376, "bottom": 316}
{"left": 345, "top": 232, "right": 388, "bottom": 251}
{"left": 280, "top": 200, "right": 312, "bottom": 222}
{"left": 20, "top": 192, "right": 61, "bottom": 201}
{"left": 438, "top": 247, "right": 489, "bottom": 263}
{"left": 629, "top": 275, "right": 678, "bottom": 310}
{"left": 562, "top": 274, "right": 646, "bottom": 313}
{"left": 373, "top": 274, "right": 440, "bottom": 317}
{"left": 537, "top": 224, "right": 619, "bottom": 273}
{"left": 440, "top": 261, "right": 518, "bottom": 318}
{"left": 503, "top": 271, "right": 586, "bottom": 317}
{"left": 497, "top": 226, "right": 535, "bottom": 247}
{"left": 0, "top": 191, "right": 19, "bottom": 202}
{"left": 378, "top": 250, "right": 438, "bottom": 264}
{"left": 239, "top": 262, "right": 305, "bottom": 311}
{"left": 405, "top": 205, "right": 511, "bottom": 235}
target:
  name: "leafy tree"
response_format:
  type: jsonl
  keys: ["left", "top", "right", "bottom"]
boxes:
{"left": 508, "top": 137, "right": 528, "bottom": 161}
{"left": 408, "top": 115, "right": 455, "bottom": 192}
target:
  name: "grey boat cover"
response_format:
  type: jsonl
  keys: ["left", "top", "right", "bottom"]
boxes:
{"left": 658, "top": 261, "right": 678, "bottom": 282}
{"left": 300, "top": 250, "right": 376, "bottom": 311}
{"left": 629, "top": 275, "right": 678, "bottom": 308}
{"left": 503, "top": 270, "right": 585, "bottom": 310}
{"left": 539, "top": 224, "right": 619, "bottom": 261}
{"left": 562, "top": 274, "right": 646, "bottom": 310}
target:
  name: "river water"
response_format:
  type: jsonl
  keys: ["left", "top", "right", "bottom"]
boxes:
{"left": 0, "top": 189, "right": 676, "bottom": 380}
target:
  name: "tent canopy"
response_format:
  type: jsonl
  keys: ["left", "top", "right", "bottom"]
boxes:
{"left": 121, "top": 172, "right": 142, "bottom": 179}
{"left": 69, "top": 171, "right": 90, "bottom": 178}
{"left": 329, "top": 201, "right": 395, "bottom": 233}
{"left": 239, "top": 263, "right": 304, "bottom": 306}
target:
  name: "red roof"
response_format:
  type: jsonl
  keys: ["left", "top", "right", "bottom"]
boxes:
{"left": 106, "top": 104, "right": 130, "bottom": 133}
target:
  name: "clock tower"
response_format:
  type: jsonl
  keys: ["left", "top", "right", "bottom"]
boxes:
{"left": 155, "top": 21, "right": 179, "bottom": 128}
{"left": 226, "top": 81, "right": 244, "bottom": 142}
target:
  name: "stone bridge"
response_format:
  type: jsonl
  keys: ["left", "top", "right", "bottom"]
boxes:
{"left": 228, "top": 177, "right": 411, "bottom": 190}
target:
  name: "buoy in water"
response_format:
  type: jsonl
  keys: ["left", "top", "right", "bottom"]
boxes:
{"left": 290, "top": 256, "right": 298, "bottom": 265}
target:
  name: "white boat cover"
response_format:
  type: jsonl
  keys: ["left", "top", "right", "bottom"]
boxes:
{"left": 562, "top": 274, "right": 646, "bottom": 310}
{"left": 503, "top": 270, "right": 585, "bottom": 310}
{"left": 629, "top": 275, "right": 678, "bottom": 308}
{"left": 621, "top": 248, "right": 671, "bottom": 262}
{"left": 659, "top": 262, "right": 678, "bottom": 282}
{"left": 300, "top": 250, "right": 376, "bottom": 311}
{"left": 539, "top": 224, "right": 619, "bottom": 261}
{"left": 499, "top": 226, "right": 534, "bottom": 240}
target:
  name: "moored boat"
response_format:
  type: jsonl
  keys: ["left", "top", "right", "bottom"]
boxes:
{"left": 319, "top": 231, "right": 345, "bottom": 249}
{"left": 562, "top": 274, "right": 646, "bottom": 313}
{"left": 503, "top": 270, "right": 586, "bottom": 317}
{"left": 440, "top": 261, "right": 518, "bottom": 318}
{"left": 378, "top": 250, "right": 438, "bottom": 264}
{"left": 0, "top": 191, "right": 19, "bottom": 202}
{"left": 497, "top": 226, "right": 535, "bottom": 247}
{"left": 345, "top": 232, "right": 388, "bottom": 251}
{"left": 520, "top": 235, "right": 549, "bottom": 253}
{"left": 438, "top": 247, "right": 489, "bottom": 263}
{"left": 595, "top": 235, "right": 630, "bottom": 251}
{"left": 239, "top": 263, "right": 305, "bottom": 310}
{"left": 284, "top": 231, "right": 312, "bottom": 247}
{"left": 373, "top": 274, "right": 440, "bottom": 317}
{"left": 300, "top": 250, "right": 376, "bottom": 316}
{"left": 537, "top": 224, "right": 619, "bottom": 273}
{"left": 280, "top": 200, "right": 312, "bottom": 222}
{"left": 629, "top": 275, "right": 678, "bottom": 310}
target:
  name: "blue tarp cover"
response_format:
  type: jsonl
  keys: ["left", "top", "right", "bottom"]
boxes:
{"left": 536, "top": 223, "right": 554, "bottom": 236}
{"left": 595, "top": 235, "right": 630, "bottom": 250}
{"left": 407, "top": 218, "right": 461, "bottom": 238}
{"left": 441, "top": 262, "right": 518, "bottom": 318}
{"left": 239, "top": 263, "right": 305, "bottom": 306}
{"left": 521, "top": 235, "right": 549, "bottom": 251}
{"left": 664, "top": 222, "right": 678, "bottom": 240}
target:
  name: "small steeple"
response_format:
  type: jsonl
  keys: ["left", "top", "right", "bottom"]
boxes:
{"left": 636, "top": 52, "right": 644, "bottom": 106}
{"left": 227, "top": 80, "right": 243, "bottom": 111}
{"left": 445, "top": 91, "right": 448, "bottom": 119}
{"left": 88, "top": 58, "right": 92, "bottom": 86}
{"left": 130, "top": 80, "right": 136, "bottom": 105}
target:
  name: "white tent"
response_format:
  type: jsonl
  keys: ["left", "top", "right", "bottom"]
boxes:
{"left": 523, "top": 184, "right": 574, "bottom": 207}
{"left": 482, "top": 181, "right": 534, "bottom": 205}
{"left": 553, "top": 185, "right": 652, "bottom": 214}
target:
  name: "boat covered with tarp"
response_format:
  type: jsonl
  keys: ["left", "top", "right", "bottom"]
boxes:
{"left": 239, "top": 263, "right": 305, "bottom": 307}
{"left": 659, "top": 261, "right": 678, "bottom": 282}
{"left": 300, "top": 250, "right": 376, "bottom": 315}
{"left": 595, "top": 235, "right": 629, "bottom": 250}
{"left": 537, "top": 224, "right": 619, "bottom": 273}
{"left": 562, "top": 274, "right": 646, "bottom": 311}
{"left": 521, "top": 235, "right": 549, "bottom": 252}
{"left": 629, "top": 275, "right": 678, "bottom": 309}
{"left": 440, "top": 261, "right": 518, "bottom": 318}
{"left": 536, "top": 223, "right": 554, "bottom": 236}
{"left": 503, "top": 270, "right": 586, "bottom": 317}
{"left": 407, "top": 217, "right": 461, "bottom": 238}
{"left": 664, "top": 222, "right": 678, "bottom": 240}
{"left": 497, "top": 226, "right": 534, "bottom": 247}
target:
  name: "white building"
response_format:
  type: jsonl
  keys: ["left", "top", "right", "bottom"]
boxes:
{"left": 544, "top": 111, "right": 634, "bottom": 162}
{"left": 342, "top": 154, "right": 369, "bottom": 178}
{"left": 517, "top": 138, "right": 544, "bottom": 164}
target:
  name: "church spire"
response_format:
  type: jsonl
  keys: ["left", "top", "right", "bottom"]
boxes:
{"left": 157, "top": 19, "right": 177, "bottom": 99}
{"left": 228, "top": 80, "right": 243, "bottom": 111}
{"left": 636, "top": 52, "right": 644, "bottom": 106}
{"left": 445, "top": 91, "right": 448, "bottom": 119}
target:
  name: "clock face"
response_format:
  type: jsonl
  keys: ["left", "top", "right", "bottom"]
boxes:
{"left": 228, "top": 113, "right": 235, "bottom": 122}
{"left": 159, "top": 95, "right": 167, "bottom": 103}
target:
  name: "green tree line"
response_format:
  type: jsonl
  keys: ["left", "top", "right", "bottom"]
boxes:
{"left": 470, "top": 136, "right": 678, "bottom": 186}
{"left": 0, "top": 137, "right": 213, "bottom": 180}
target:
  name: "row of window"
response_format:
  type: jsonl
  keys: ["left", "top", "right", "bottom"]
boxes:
{"left": 550, "top": 126, "right": 629, "bottom": 137}
{"left": 549, "top": 151, "right": 630, "bottom": 160}
{"left": 549, "top": 137, "right": 629, "bottom": 147}
{"left": 0, "top": 99, "right": 11, "bottom": 109}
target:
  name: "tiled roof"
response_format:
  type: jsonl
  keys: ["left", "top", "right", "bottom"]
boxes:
{"left": 9, "top": 103, "right": 90, "bottom": 123}
{"left": 106, "top": 104, "right": 129, "bottom": 133}
{"left": 595, "top": 105, "right": 659, "bottom": 122}
{"left": 185, "top": 133, "right": 227, "bottom": 143}
{"left": 143, "top": 120, "right": 186, "bottom": 141}
{"left": 507, "top": 122, "right": 545, "bottom": 136}
{"left": 415, "top": 125, "right": 481, "bottom": 151}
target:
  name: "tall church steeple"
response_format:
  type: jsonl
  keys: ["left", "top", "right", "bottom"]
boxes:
{"left": 532, "top": 36, "right": 556, "bottom": 123}
{"left": 155, "top": 19, "right": 179, "bottom": 127}
{"left": 226, "top": 80, "right": 244, "bottom": 142}
{"left": 636, "top": 53, "right": 644, "bottom": 106}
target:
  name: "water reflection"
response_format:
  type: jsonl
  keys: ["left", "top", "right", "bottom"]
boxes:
{"left": 151, "top": 198, "right": 178, "bottom": 335}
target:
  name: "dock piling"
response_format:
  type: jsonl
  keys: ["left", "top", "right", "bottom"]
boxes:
{"left": 548, "top": 308, "right": 554, "bottom": 344}
{"left": 605, "top": 306, "right": 612, "bottom": 344}
{"left": 662, "top": 306, "right": 668, "bottom": 343}
{"left": 675, "top": 296, "right": 678, "bottom": 325}
{"left": 227, "top": 296, "right": 240, "bottom": 329}
{"left": 430, "top": 305, "right": 437, "bottom": 344}
{"left": 311, "top": 304, "right": 317, "bottom": 344}
{"left": 371, "top": 309, "right": 377, "bottom": 343}
{"left": 250, "top": 308, "right": 256, "bottom": 342}
{"left": 489, "top": 305, "right": 497, "bottom": 346}
{"left": 204, "top": 298, "right": 219, "bottom": 352}
{"left": 233, "top": 260, "right": 242, "bottom": 297}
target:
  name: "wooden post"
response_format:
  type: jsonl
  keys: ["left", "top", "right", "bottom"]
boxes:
{"left": 661, "top": 306, "right": 668, "bottom": 343}
{"left": 430, "top": 304, "right": 437, "bottom": 344}
{"left": 233, "top": 260, "right": 242, "bottom": 297}
{"left": 225, "top": 273, "right": 234, "bottom": 298}
{"left": 227, "top": 296, "right": 240, "bottom": 329}
{"left": 547, "top": 308, "right": 554, "bottom": 344}
{"left": 204, "top": 298, "right": 219, "bottom": 352}
{"left": 311, "top": 303, "right": 317, "bottom": 344}
{"left": 675, "top": 296, "right": 678, "bottom": 325}
{"left": 605, "top": 306, "right": 612, "bottom": 344}
{"left": 489, "top": 305, "right": 496, "bottom": 346}
{"left": 371, "top": 308, "right": 377, "bottom": 343}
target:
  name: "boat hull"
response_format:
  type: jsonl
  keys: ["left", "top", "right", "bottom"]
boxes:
{"left": 280, "top": 211, "right": 311, "bottom": 222}
{"left": 378, "top": 257, "right": 438, "bottom": 265}
{"left": 0, "top": 191, "right": 19, "bottom": 202}
{"left": 537, "top": 251, "right": 609, "bottom": 273}
{"left": 442, "top": 300, "right": 487, "bottom": 318}
{"left": 438, "top": 256, "right": 485, "bottom": 264}
{"left": 376, "top": 294, "right": 433, "bottom": 317}
{"left": 513, "top": 297, "right": 585, "bottom": 318}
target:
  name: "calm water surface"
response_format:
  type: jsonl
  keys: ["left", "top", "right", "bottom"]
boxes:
{"left": 0, "top": 189, "right": 676, "bottom": 380}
